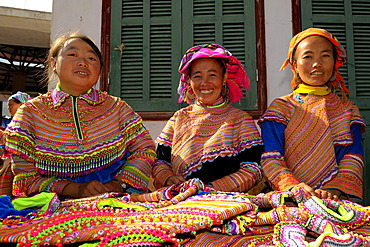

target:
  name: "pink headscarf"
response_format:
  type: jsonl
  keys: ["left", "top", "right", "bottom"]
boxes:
{"left": 177, "top": 44, "right": 249, "bottom": 104}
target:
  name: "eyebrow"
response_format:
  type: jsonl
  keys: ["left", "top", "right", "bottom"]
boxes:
{"left": 64, "top": 46, "right": 98, "bottom": 56}
{"left": 302, "top": 48, "right": 332, "bottom": 54}
{"left": 191, "top": 68, "right": 218, "bottom": 75}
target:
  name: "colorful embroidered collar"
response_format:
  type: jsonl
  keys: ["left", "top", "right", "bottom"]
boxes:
{"left": 51, "top": 84, "right": 105, "bottom": 107}
{"left": 194, "top": 97, "right": 226, "bottom": 108}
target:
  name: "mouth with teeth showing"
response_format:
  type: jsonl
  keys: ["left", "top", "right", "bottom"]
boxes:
{"left": 311, "top": 71, "right": 324, "bottom": 76}
{"left": 76, "top": 71, "right": 88, "bottom": 76}
{"left": 200, "top": 89, "right": 214, "bottom": 95}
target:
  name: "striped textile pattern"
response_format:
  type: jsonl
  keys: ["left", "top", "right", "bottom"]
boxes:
{"left": 0, "top": 180, "right": 369, "bottom": 246}
{"left": 5, "top": 88, "right": 156, "bottom": 196}
{"left": 156, "top": 102, "right": 263, "bottom": 179}
{"left": 259, "top": 92, "right": 365, "bottom": 199}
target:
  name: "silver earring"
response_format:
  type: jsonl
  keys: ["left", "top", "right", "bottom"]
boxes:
{"left": 295, "top": 72, "right": 302, "bottom": 83}
{"left": 221, "top": 83, "right": 229, "bottom": 98}
{"left": 330, "top": 72, "right": 337, "bottom": 81}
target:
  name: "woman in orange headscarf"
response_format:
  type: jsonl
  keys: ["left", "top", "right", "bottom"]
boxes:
{"left": 259, "top": 28, "right": 366, "bottom": 202}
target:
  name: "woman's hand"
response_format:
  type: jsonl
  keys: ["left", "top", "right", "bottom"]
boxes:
{"left": 104, "top": 180, "right": 126, "bottom": 193}
{"left": 297, "top": 182, "right": 339, "bottom": 201}
{"left": 322, "top": 189, "right": 341, "bottom": 200}
{"left": 164, "top": 175, "right": 186, "bottom": 186}
{"left": 313, "top": 189, "right": 339, "bottom": 201}
{"left": 63, "top": 180, "right": 111, "bottom": 198}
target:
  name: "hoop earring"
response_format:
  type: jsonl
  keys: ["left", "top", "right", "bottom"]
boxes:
{"left": 186, "top": 86, "right": 196, "bottom": 101}
{"left": 295, "top": 72, "right": 302, "bottom": 83}
{"left": 330, "top": 72, "right": 337, "bottom": 82}
{"left": 221, "top": 83, "right": 229, "bottom": 99}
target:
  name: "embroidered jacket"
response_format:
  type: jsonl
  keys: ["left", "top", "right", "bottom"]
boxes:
{"left": 259, "top": 92, "right": 365, "bottom": 200}
{"left": 5, "top": 88, "right": 156, "bottom": 196}
{"left": 154, "top": 102, "right": 264, "bottom": 192}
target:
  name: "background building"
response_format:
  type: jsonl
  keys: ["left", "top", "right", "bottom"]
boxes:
{"left": 0, "top": 6, "right": 51, "bottom": 120}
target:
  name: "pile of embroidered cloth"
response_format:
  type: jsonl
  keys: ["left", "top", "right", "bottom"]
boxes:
{"left": 0, "top": 178, "right": 369, "bottom": 246}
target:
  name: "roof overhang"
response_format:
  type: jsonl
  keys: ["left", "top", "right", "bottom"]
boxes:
{"left": 0, "top": 6, "right": 51, "bottom": 48}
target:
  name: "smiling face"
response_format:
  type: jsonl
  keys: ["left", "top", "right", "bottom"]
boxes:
{"left": 293, "top": 35, "right": 335, "bottom": 86}
{"left": 189, "top": 58, "right": 227, "bottom": 105}
{"left": 51, "top": 38, "right": 101, "bottom": 96}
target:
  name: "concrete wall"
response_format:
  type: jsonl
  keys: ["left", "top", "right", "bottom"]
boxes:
{"left": 0, "top": 7, "right": 51, "bottom": 48}
{"left": 51, "top": 0, "right": 293, "bottom": 141}
{"left": 264, "top": 0, "right": 292, "bottom": 105}
{"left": 51, "top": 0, "right": 102, "bottom": 47}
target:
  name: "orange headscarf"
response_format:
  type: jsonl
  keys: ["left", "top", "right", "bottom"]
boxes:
{"left": 280, "top": 28, "right": 350, "bottom": 98}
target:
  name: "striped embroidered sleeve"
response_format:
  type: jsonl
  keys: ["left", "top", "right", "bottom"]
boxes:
{"left": 210, "top": 162, "right": 263, "bottom": 192}
{"left": 152, "top": 160, "right": 174, "bottom": 189}
{"left": 259, "top": 119, "right": 300, "bottom": 191}
{"left": 12, "top": 154, "right": 70, "bottom": 197}
{"left": 322, "top": 123, "right": 364, "bottom": 200}
{"left": 261, "top": 151, "right": 300, "bottom": 191}
{"left": 322, "top": 153, "right": 364, "bottom": 200}
{"left": 6, "top": 107, "right": 71, "bottom": 196}
{"left": 114, "top": 104, "right": 156, "bottom": 191}
{"left": 116, "top": 126, "right": 156, "bottom": 191}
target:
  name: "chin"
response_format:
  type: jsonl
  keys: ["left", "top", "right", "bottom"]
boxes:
{"left": 306, "top": 82, "right": 326, "bottom": 86}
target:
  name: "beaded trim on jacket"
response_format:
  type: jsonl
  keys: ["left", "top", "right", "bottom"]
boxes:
{"left": 6, "top": 88, "right": 142, "bottom": 179}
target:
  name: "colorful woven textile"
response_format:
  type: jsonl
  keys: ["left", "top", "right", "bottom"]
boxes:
{"left": 8, "top": 91, "right": 32, "bottom": 103}
{"left": 154, "top": 102, "right": 263, "bottom": 192}
{"left": 280, "top": 27, "right": 349, "bottom": 97}
{"left": 0, "top": 179, "right": 369, "bottom": 246}
{"left": 5, "top": 87, "right": 156, "bottom": 196}
{"left": 259, "top": 91, "right": 365, "bottom": 200}
{"left": 177, "top": 43, "right": 249, "bottom": 104}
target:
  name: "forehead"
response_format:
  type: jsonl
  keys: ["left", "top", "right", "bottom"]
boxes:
{"left": 61, "top": 38, "right": 95, "bottom": 53}
{"left": 297, "top": 35, "right": 333, "bottom": 51}
{"left": 191, "top": 57, "right": 223, "bottom": 70}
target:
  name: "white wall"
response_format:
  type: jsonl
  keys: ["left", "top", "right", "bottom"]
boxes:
{"left": 264, "top": 0, "right": 293, "bottom": 105}
{"left": 51, "top": 0, "right": 102, "bottom": 45}
{"left": 51, "top": 0, "right": 294, "bottom": 141}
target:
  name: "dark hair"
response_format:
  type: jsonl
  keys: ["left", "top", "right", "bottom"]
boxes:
{"left": 43, "top": 32, "right": 103, "bottom": 85}
{"left": 9, "top": 98, "right": 21, "bottom": 104}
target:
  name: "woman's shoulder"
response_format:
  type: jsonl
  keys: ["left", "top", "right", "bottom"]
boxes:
{"left": 270, "top": 93, "right": 296, "bottom": 104}
{"left": 259, "top": 93, "right": 296, "bottom": 124}
{"left": 20, "top": 93, "right": 47, "bottom": 110}
{"left": 227, "top": 104, "right": 254, "bottom": 120}
{"left": 263, "top": 93, "right": 295, "bottom": 112}
{"left": 172, "top": 104, "right": 193, "bottom": 116}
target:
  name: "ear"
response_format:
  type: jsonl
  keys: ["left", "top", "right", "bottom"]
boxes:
{"left": 291, "top": 61, "right": 298, "bottom": 73}
{"left": 184, "top": 74, "right": 191, "bottom": 83}
{"left": 50, "top": 57, "right": 57, "bottom": 72}
{"left": 223, "top": 72, "right": 228, "bottom": 83}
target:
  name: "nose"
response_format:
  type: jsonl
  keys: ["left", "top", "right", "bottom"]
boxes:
{"left": 313, "top": 58, "right": 323, "bottom": 67}
{"left": 77, "top": 58, "right": 88, "bottom": 67}
{"left": 200, "top": 77, "right": 211, "bottom": 85}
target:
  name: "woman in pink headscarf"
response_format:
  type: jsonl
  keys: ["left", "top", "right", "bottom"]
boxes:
{"left": 153, "top": 44, "right": 264, "bottom": 192}
{"left": 259, "top": 28, "right": 366, "bottom": 202}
